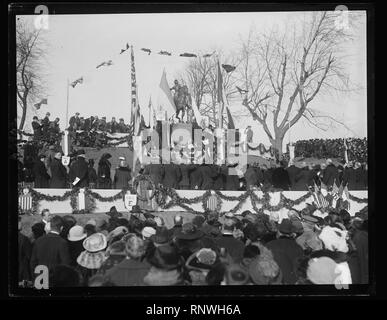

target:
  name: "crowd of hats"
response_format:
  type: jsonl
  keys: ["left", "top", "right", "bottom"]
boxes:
{"left": 20, "top": 201, "right": 368, "bottom": 287}
{"left": 294, "top": 138, "right": 367, "bottom": 163}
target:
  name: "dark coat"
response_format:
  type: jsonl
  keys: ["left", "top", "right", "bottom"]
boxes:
{"left": 32, "top": 121, "right": 43, "bottom": 139}
{"left": 105, "top": 257, "right": 151, "bottom": 286}
{"left": 322, "top": 164, "right": 339, "bottom": 187}
{"left": 225, "top": 164, "right": 240, "bottom": 191}
{"left": 293, "top": 168, "right": 313, "bottom": 191}
{"left": 19, "top": 232, "right": 32, "bottom": 282}
{"left": 114, "top": 166, "right": 132, "bottom": 189}
{"left": 33, "top": 160, "right": 50, "bottom": 188}
{"left": 49, "top": 158, "right": 67, "bottom": 188}
{"left": 97, "top": 159, "right": 112, "bottom": 188}
{"left": 354, "top": 168, "right": 367, "bottom": 190}
{"left": 88, "top": 167, "right": 98, "bottom": 184}
{"left": 67, "top": 239, "right": 84, "bottom": 267}
{"left": 263, "top": 168, "right": 273, "bottom": 187}
{"left": 179, "top": 164, "right": 193, "bottom": 189}
{"left": 351, "top": 229, "right": 368, "bottom": 284}
{"left": 286, "top": 165, "right": 300, "bottom": 189}
{"left": 266, "top": 237, "right": 304, "bottom": 284}
{"left": 30, "top": 232, "right": 71, "bottom": 274}
{"left": 69, "top": 157, "right": 89, "bottom": 188}
{"left": 198, "top": 165, "right": 217, "bottom": 190}
{"left": 162, "top": 164, "right": 182, "bottom": 189}
{"left": 244, "top": 166, "right": 259, "bottom": 189}
{"left": 143, "top": 164, "right": 165, "bottom": 186}
{"left": 189, "top": 165, "right": 203, "bottom": 190}
{"left": 214, "top": 234, "right": 245, "bottom": 264}
{"left": 271, "top": 167, "right": 291, "bottom": 190}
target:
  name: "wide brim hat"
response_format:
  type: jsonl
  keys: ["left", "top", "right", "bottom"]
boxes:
{"left": 82, "top": 233, "right": 107, "bottom": 252}
{"left": 77, "top": 250, "right": 106, "bottom": 269}
{"left": 175, "top": 223, "right": 204, "bottom": 240}
{"left": 147, "top": 245, "right": 183, "bottom": 270}
{"left": 67, "top": 225, "right": 87, "bottom": 242}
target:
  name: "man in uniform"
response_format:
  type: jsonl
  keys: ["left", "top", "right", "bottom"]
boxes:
{"left": 69, "top": 149, "right": 89, "bottom": 188}
{"left": 113, "top": 157, "right": 132, "bottom": 189}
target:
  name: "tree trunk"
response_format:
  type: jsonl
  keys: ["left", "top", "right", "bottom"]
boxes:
{"left": 271, "top": 135, "right": 284, "bottom": 161}
{"left": 18, "top": 102, "right": 27, "bottom": 140}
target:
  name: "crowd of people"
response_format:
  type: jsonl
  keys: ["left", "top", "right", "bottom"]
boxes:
{"left": 30, "top": 113, "right": 62, "bottom": 145}
{"left": 294, "top": 138, "right": 368, "bottom": 163}
{"left": 18, "top": 147, "right": 367, "bottom": 191}
{"left": 18, "top": 203, "right": 368, "bottom": 287}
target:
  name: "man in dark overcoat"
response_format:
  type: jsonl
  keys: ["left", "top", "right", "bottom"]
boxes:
{"left": 69, "top": 149, "right": 89, "bottom": 188}
{"left": 49, "top": 152, "right": 67, "bottom": 188}
{"left": 33, "top": 154, "right": 50, "bottom": 188}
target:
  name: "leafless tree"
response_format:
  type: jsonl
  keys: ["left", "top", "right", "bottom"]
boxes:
{"left": 16, "top": 17, "right": 47, "bottom": 137}
{"left": 236, "top": 11, "right": 362, "bottom": 159}
{"left": 178, "top": 50, "right": 240, "bottom": 127}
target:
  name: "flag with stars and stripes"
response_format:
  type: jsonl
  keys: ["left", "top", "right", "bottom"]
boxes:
{"left": 130, "top": 46, "right": 141, "bottom": 137}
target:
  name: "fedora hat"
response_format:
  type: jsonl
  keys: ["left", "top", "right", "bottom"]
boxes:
{"left": 67, "top": 225, "right": 87, "bottom": 242}
{"left": 148, "top": 245, "right": 183, "bottom": 270}
{"left": 175, "top": 223, "right": 204, "bottom": 240}
{"left": 83, "top": 233, "right": 107, "bottom": 252}
{"left": 77, "top": 251, "right": 106, "bottom": 270}
{"left": 130, "top": 205, "right": 143, "bottom": 214}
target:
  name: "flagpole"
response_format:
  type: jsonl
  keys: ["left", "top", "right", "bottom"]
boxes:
{"left": 66, "top": 79, "right": 69, "bottom": 128}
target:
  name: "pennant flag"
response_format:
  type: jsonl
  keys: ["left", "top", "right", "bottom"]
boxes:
{"left": 222, "top": 64, "right": 236, "bottom": 73}
{"left": 180, "top": 52, "right": 197, "bottom": 57}
{"left": 130, "top": 46, "right": 141, "bottom": 137}
{"left": 141, "top": 48, "right": 152, "bottom": 55}
{"left": 34, "top": 98, "right": 47, "bottom": 109}
{"left": 158, "top": 50, "right": 171, "bottom": 56}
{"left": 120, "top": 43, "right": 130, "bottom": 54}
{"left": 159, "top": 68, "right": 176, "bottom": 118}
{"left": 96, "top": 60, "right": 113, "bottom": 68}
{"left": 203, "top": 51, "right": 215, "bottom": 58}
{"left": 70, "top": 77, "right": 83, "bottom": 88}
{"left": 226, "top": 106, "right": 235, "bottom": 129}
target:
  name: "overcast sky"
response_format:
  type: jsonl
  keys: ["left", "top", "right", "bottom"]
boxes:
{"left": 17, "top": 11, "right": 367, "bottom": 147}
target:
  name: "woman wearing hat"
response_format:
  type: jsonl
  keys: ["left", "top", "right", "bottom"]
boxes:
{"left": 185, "top": 248, "right": 220, "bottom": 285}
{"left": 76, "top": 233, "right": 107, "bottom": 285}
{"left": 97, "top": 153, "right": 112, "bottom": 189}
{"left": 67, "top": 225, "right": 87, "bottom": 267}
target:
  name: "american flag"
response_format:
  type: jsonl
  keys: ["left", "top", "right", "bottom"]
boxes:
{"left": 207, "top": 194, "right": 218, "bottom": 211}
{"left": 130, "top": 46, "right": 141, "bottom": 137}
{"left": 312, "top": 183, "right": 329, "bottom": 209}
{"left": 19, "top": 194, "right": 32, "bottom": 211}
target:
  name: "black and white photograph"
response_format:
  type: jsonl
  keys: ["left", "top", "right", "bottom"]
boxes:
{"left": 8, "top": 3, "right": 374, "bottom": 300}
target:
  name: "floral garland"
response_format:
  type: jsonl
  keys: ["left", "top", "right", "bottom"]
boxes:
{"left": 17, "top": 177, "right": 369, "bottom": 216}
{"left": 133, "top": 175, "right": 156, "bottom": 201}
